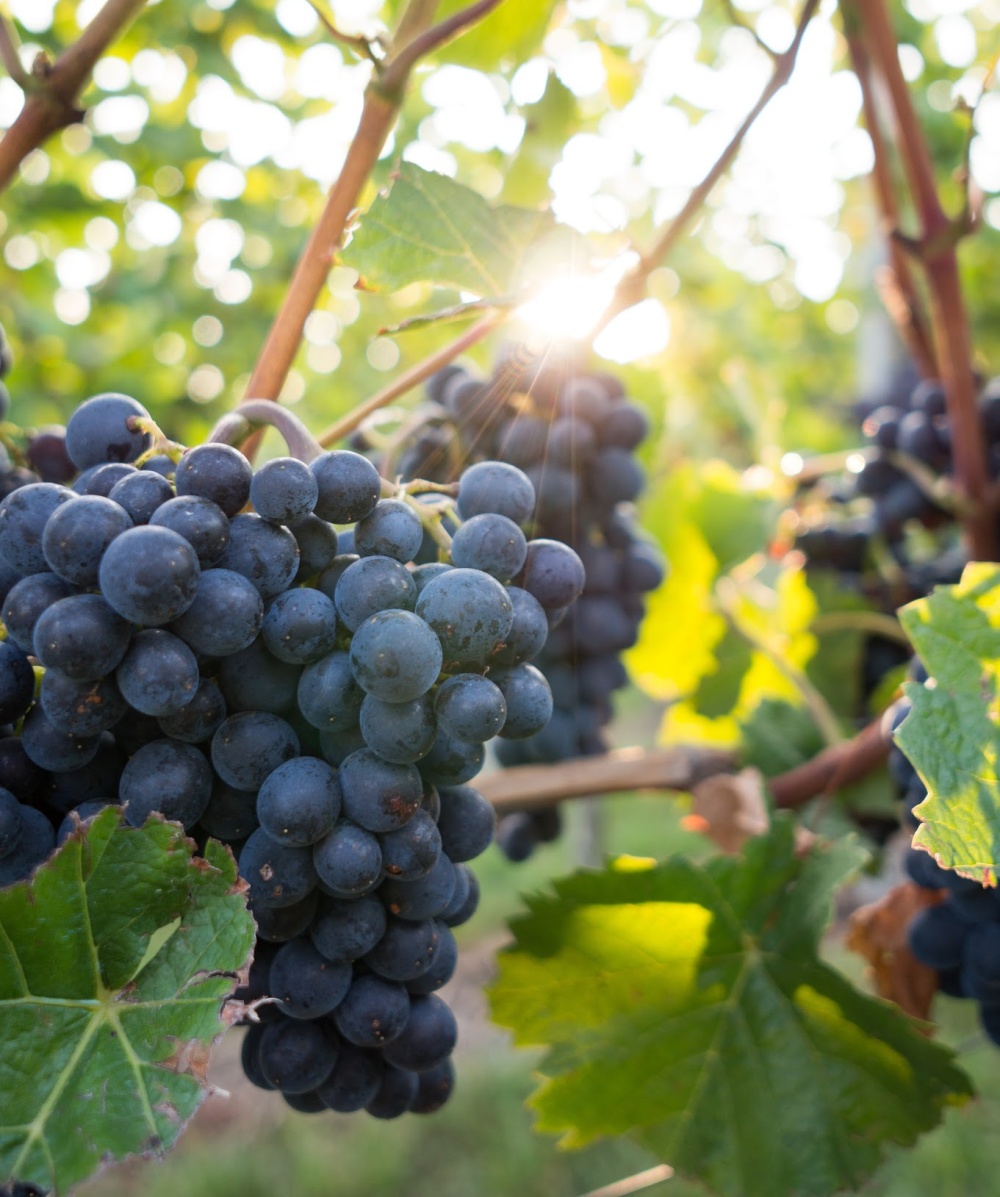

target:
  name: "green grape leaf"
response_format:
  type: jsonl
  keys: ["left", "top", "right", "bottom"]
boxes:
{"left": 489, "top": 822, "right": 971, "bottom": 1197}
{"left": 741, "top": 697, "right": 824, "bottom": 775}
{"left": 501, "top": 72, "right": 578, "bottom": 206}
{"left": 382, "top": 0, "right": 557, "bottom": 68}
{"left": 342, "top": 162, "right": 583, "bottom": 297}
{"left": 0, "top": 809, "right": 255, "bottom": 1196}
{"left": 896, "top": 562, "right": 1000, "bottom": 882}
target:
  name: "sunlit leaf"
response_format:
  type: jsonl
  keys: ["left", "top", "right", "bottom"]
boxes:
{"left": 0, "top": 809, "right": 254, "bottom": 1196}
{"left": 489, "top": 822, "right": 972, "bottom": 1197}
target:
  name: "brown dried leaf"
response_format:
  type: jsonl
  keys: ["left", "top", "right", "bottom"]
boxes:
{"left": 846, "top": 881, "right": 943, "bottom": 1024}
{"left": 688, "top": 768, "right": 770, "bottom": 853}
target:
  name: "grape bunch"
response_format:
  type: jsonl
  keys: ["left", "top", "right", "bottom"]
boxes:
{"left": 361, "top": 348, "right": 664, "bottom": 861}
{"left": 0, "top": 388, "right": 585, "bottom": 1119}
{"left": 794, "top": 373, "right": 1000, "bottom": 594}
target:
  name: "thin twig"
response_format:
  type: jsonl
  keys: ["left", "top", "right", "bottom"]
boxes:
{"left": 0, "top": 0, "right": 148, "bottom": 193}
{"left": 810, "top": 611, "right": 910, "bottom": 645}
{"left": 577, "top": 1165, "right": 675, "bottom": 1197}
{"left": 315, "top": 310, "right": 505, "bottom": 448}
{"left": 591, "top": 0, "right": 821, "bottom": 339}
{"left": 0, "top": 10, "right": 29, "bottom": 89}
{"left": 850, "top": 0, "right": 994, "bottom": 561}
{"left": 770, "top": 716, "right": 888, "bottom": 809}
{"left": 380, "top": 0, "right": 504, "bottom": 94}
{"left": 846, "top": 31, "right": 938, "bottom": 379}
{"left": 305, "top": 0, "right": 384, "bottom": 67}
{"left": 720, "top": 0, "right": 776, "bottom": 59}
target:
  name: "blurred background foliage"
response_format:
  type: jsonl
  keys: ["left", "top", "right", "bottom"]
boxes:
{"left": 1, "top": 0, "right": 999, "bottom": 459}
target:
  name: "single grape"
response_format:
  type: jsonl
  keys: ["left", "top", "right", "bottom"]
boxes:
{"left": 150, "top": 495, "right": 231, "bottom": 566}
{"left": 333, "top": 973, "right": 410, "bottom": 1047}
{"left": 240, "top": 828, "right": 318, "bottom": 908}
{"left": 258, "top": 1016, "right": 338, "bottom": 1092}
{"left": 116, "top": 629, "right": 200, "bottom": 717}
{"left": 359, "top": 694, "right": 436, "bottom": 765}
{"left": 383, "top": 993, "right": 457, "bottom": 1072}
{"left": 298, "top": 650, "right": 365, "bottom": 730}
{"left": 333, "top": 556, "right": 417, "bottom": 633}
{"left": 310, "top": 893, "right": 387, "bottom": 963}
{"left": 65, "top": 393, "right": 150, "bottom": 470}
{"left": 350, "top": 610, "right": 443, "bottom": 703}
{"left": 310, "top": 450, "right": 382, "bottom": 523}
{"left": 100, "top": 525, "right": 201, "bottom": 626}
{"left": 250, "top": 456, "right": 319, "bottom": 525}
{"left": 174, "top": 443, "right": 253, "bottom": 517}
{"left": 216, "top": 513, "right": 299, "bottom": 599}
{"left": 261, "top": 588, "right": 338, "bottom": 665}
{"left": 414, "top": 569, "right": 513, "bottom": 664}
{"left": 313, "top": 819, "right": 382, "bottom": 895}
{"left": 169, "top": 568, "right": 264, "bottom": 658}
{"left": 449, "top": 513, "right": 527, "bottom": 582}
{"left": 268, "top": 938, "right": 352, "bottom": 1019}
{"left": 107, "top": 469, "right": 174, "bottom": 525}
{"left": 120, "top": 738, "right": 214, "bottom": 828}
{"left": 0, "top": 482, "right": 76, "bottom": 575}
{"left": 42, "top": 495, "right": 133, "bottom": 587}
{"left": 456, "top": 461, "right": 535, "bottom": 524}
{"left": 257, "top": 756, "right": 341, "bottom": 847}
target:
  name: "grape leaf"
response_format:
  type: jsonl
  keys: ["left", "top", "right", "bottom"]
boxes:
{"left": 0, "top": 809, "right": 255, "bottom": 1196}
{"left": 342, "top": 163, "right": 582, "bottom": 297}
{"left": 896, "top": 562, "right": 1000, "bottom": 883}
{"left": 489, "top": 821, "right": 971, "bottom": 1197}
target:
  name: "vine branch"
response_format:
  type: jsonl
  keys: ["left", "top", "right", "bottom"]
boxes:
{"left": 242, "top": 0, "right": 505, "bottom": 425}
{"left": 380, "top": 0, "right": 502, "bottom": 94}
{"left": 477, "top": 746, "right": 735, "bottom": 814}
{"left": 315, "top": 310, "right": 505, "bottom": 447}
{"left": 477, "top": 719, "right": 891, "bottom": 816}
{"left": 0, "top": 0, "right": 148, "bottom": 194}
{"left": 591, "top": 0, "right": 821, "bottom": 338}
{"left": 845, "top": 31, "right": 938, "bottom": 380}
{"left": 849, "top": 0, "right": 995, "bottom": 561}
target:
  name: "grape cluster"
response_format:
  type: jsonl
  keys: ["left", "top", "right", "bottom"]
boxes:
{"left": 0, "top": 388, "right": 585, "bottom": 1119}
{"left": 363, "top": 348, "right": 664, "bottom": 860}
{"left": 795, "top": 374, "right": 1000, "bottom": 589}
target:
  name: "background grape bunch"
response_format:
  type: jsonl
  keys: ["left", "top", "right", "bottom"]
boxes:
{"left": 354, "top": 347, "right": 665, "bottom": 861}
{"left": 0, "top": 347, "right": 586, "bottom": 1120}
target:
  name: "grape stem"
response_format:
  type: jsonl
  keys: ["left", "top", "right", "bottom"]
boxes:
{"left": 315, "top": 310, "right": 506, "bottom": 449}
{"left": 589, "top": 0, "right": 821, "bottom": 340}
{"left": 240, "top": 0, "right": 508, "bottom": 448}
{"left": 477, "top": 720, "right": 890, "bottom": 815}
{"left": 207, "top": 400, "right": 324, "bottom": 462}
{"left": 0, "top": 0, "right": 149, "bottom": 193}
{"left": 847, "top": 0, "right": 996, "bottom": 562}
